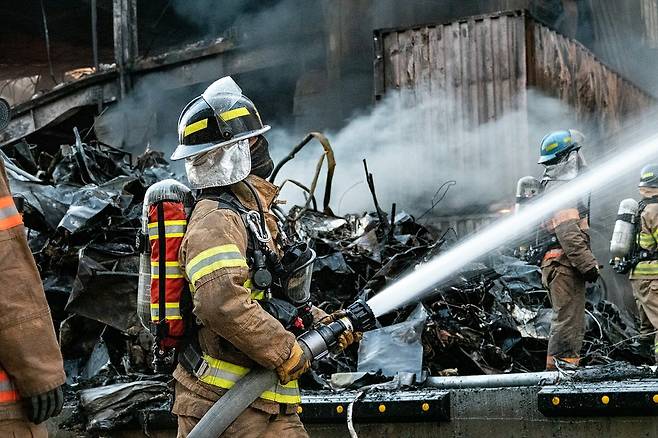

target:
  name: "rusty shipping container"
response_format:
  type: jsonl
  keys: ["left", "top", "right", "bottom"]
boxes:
{"left": 373, "top": 10, "right": 655, "bottom": 208}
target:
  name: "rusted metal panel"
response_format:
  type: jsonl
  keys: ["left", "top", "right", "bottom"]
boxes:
{"left": 642, "top": 0, "right": 658, "bottom": 48}
{"left": 374, "top": 11, "right": 532, "bottom": 201}
{"left": 374, "top": 10, "right": 655, "bottom": 205}
{"left": 528, "top": 20, "right": 654, "bottom": 139}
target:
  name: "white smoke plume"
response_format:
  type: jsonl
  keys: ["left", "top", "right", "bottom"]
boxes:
{"left": 271, "top": 87, "right": 590, "bottom": 217}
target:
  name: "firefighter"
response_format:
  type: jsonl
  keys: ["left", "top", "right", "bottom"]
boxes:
{"left": 629, "top": 164, "right": 658, "bottom": 363}
{"left": 0, "top": 160, "right": 66, "bottom": 436}
{"left": 538, "top": 129, "right": 599, "bottom": 370}
{"left": 169, "top": 77, "right": 355, "bottom": 437}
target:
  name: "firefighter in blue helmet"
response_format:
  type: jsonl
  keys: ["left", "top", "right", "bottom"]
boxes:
{"left": 538, "top": 129, "right": 599, "bottom": 370}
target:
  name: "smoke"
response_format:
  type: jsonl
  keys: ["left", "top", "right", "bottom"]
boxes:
{"left": 271, "top": 87, "right": 590, "bottom": 216}
{"left": 169, "top": 0, "right": 322, "bottom": 48}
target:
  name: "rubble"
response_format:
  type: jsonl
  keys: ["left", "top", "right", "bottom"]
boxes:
{"left": 1, "top": 133, "right": 652, "bottom": 432}
{"left": 293, "top": 206, "right": 651, "bottom": 385}
{"left": 4, "top": 135, "right": 170, "bottom": 432}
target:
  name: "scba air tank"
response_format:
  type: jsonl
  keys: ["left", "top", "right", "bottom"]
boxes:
{"left": 137, "top": 179, "right": 194, "bottom": 329}
{"left": 610, "top": 198, "right": 639, "bottom": 258}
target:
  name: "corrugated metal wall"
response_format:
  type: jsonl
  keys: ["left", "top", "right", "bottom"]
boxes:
{"left": 374, "top": 10, "right": 654, "bottom": 206}
{"left": 529, "top": 19, "right": 655, "bottom": 138}
{"left": 374, "top": 11, "right": 533, "bottom": 204}
{"left": 368, "top": 10, "right": 535, "bottom": 240}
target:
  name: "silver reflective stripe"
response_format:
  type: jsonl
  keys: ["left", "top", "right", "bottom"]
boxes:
{"left": 148, "top": 224, "right": 186, "bottom": 239}
{"left": 186, "top": 251, "right": 245, "bottom": 279}
{"left": 150, "top": 305, "right": 181, "bottom": 320}
{"left": 151, "top": 263, "right": 183, "bottom": 277}
{"left": 267, "top": 383, "right": 302, "bottom": 397}
{"left": 0, "top": 204, "right": 18, "bottom": 220}
{"left": 0, "top": 380, "right": 15, "bottom": 392}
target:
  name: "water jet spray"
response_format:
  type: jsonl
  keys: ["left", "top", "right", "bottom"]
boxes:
{"left": 366, "top": 132, "right": 658, "bottom": 317}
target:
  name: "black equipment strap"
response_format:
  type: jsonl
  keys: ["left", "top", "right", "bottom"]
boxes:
{"left": 156, "top": 202, "right": 167, "bottom": 340}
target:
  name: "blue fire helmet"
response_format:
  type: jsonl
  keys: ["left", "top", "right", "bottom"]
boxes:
{"left": 639, "top": 164, "right": 658, "bottom": 188}
{"left": 538, "top": 130, "right": 581, "bottom": 164}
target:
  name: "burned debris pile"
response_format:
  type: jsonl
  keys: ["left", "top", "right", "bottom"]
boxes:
{"left": 294, "top": 207, "right": 650, "bottom": 385}
{"left": 4, "top": 136, "right": 174, "bottom": 433}
{"left": 1, "top": 135, "right": 650, "bottom": 432}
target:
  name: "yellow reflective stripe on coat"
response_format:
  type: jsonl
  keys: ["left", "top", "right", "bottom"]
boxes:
{"left": 639, "top": 232, "right": 656, "bottom": 249}
{"left": 198, "top": 354, "right": 301, "bottom": 404}
{"left": 148, "top": 220, "right": 187, "bottom": 240}
{"left": 151, "top": 260, "right": 185, "bottom": 279}
{"left": 186, "top": 244, "right": 247, "bottom": 287}
{"left": 150, "top": 302, "right": 182, "bottom": 321}
{"left": 632, "top": 262, "right": 658, "bottom": 276}
{"left": 243, "top": 278, "right": 265, "bottom": 300}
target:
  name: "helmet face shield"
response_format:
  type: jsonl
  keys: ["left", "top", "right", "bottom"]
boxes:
{"left": 184, "top": 139, "right": 251, "bottom": 188}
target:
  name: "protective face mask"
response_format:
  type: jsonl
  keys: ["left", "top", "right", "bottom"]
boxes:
{"left": 542, "top": 150, "right": 587, "bottom": 182}
{"left": 185, "top": 139, "right": 251, "bottom": 188}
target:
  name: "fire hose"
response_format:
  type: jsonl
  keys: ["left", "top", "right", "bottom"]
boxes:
{"left": 187, "top": 300, "right": 376, "bottom": 438}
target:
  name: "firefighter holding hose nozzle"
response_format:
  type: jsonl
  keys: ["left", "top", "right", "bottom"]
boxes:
{"left": 537, "top": 130, "right": 599, "bottom": 371}
{"left": 610, "top": 164, "right": 658, "bottom": 363}
{"left": 164, "top": 77, "right": 357, "bottom": 437}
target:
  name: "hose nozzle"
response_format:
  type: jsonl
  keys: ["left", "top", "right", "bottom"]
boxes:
{"left": 297, "top": 299, "right": 376, "bottom": 362}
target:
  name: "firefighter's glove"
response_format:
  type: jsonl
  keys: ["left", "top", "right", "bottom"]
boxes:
{"left": 325, "top": 311, "right": 362, "bottom": 351}
{"left": 26, "top": 385, "right": 64, "bottom": 424}
{"left": 582, "top": 267, "right": 599, "bottom": 283}
{"left": 337, "top": 330, "right": 362, "bottom": 351}
{"left": 276, "top": 341, "right": 310, "bottom": 384}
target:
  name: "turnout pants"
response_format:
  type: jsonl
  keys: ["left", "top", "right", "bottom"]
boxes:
{"left": 177, "top": 408, "right": 308, "bottom": 438}
{"left": 542, "top": 263, "right": 586, "bottom": 369}
{"left": 174, "top": 381, "right": 308, "bottom": 438}
{"left": 0, "top": 419, "right": 47, "bottom": 438}
{"left": 631, "top": 279, "right": 658, "bottom": 363}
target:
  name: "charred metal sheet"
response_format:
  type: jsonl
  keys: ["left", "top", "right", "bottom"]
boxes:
{"left": 538, "top": 380, "right": 658, "bottom": 417}
{"left": 299, "top": 390, "right": 450, "bottom": 423}
{"left": 0, "top": 81, "right": 118, "bottom": 146}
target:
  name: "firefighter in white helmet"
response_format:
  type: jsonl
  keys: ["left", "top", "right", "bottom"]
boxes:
{"left": 169, "top": 77, "right": 356, "bottom": 437}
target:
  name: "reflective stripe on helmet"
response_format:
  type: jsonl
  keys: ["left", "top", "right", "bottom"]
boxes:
{"left": 219, "top": 107, "right": 250, "bottom": 122}
{"left": 184, "top": 118, "right": 208, "bottom": 137}
{"left": 186, "top": 244, "right": 247, "bottom": 287}
{"left": 0, "top": 196, "right": 22, "bottom": 230}
{"left": 198, "top": 354, "right": 301, "bottom": 404}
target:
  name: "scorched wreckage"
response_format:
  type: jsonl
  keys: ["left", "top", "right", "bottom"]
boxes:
{"left": 2, "top": 2, "right": 658, "bottom": 437}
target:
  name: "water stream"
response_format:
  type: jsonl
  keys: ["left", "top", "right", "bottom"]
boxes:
{"left": 367, "top": 132, "right": 658, "bottom": 317}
